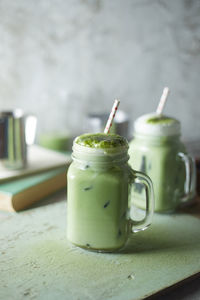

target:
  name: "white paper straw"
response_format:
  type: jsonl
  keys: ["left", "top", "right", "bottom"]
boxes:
{"left": 156, "top": 87, "right": 170, "bottom": 115}
{"left": 104, "top": 99, "right": 120, "bottom": 134}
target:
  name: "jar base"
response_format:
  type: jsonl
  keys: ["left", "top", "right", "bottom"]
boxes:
{"left": 67, "top": 240, "right": 125, "bottom": 253}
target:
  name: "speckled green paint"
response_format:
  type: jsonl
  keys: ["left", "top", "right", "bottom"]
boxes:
{"left": 0, "top": 193, "right": 200, "bottom": 300}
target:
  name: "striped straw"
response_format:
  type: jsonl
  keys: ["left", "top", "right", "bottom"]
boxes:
{"left": 104, "top": 99, "right": 120, "bottom": 134}
{"left": 156, "top": 87, "right": 170, "bottom": 115}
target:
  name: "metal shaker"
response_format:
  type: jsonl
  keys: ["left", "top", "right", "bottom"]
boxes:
{"left": 0, "top": 109, "right": 37, "bottom": 170}
{"left": 86, "top": 110, "right": 130, "bottom": 140}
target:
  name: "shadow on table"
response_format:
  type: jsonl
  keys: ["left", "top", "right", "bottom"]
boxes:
{"left": 28, "top": 189, "right": 66, "bottom": 210}
{"left": 145, "top": 273, "right": 200, "bottom": 300}
{"left": 120, "top": 202, "right": 200, "bottom": 254}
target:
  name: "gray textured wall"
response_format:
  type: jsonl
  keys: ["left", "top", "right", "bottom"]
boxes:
{"left": 0, "top": 0, "right": 200, "bottom": 141}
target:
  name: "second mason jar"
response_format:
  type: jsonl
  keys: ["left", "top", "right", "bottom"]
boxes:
{"left": 67, "top": 133, "right": 154, "bottom": 252}
{"left": 129, "top": 113, "right": 196, "bottom": 213}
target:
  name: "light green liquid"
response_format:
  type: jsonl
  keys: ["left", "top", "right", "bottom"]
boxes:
{"left": 67, "top": 133, "right": 130, "bottom": 251}
{"left": 129, "top": 136, "right": 186, "bottom": 212}
{"left": 39, "top": 133, "right": 69, "bottom": 152}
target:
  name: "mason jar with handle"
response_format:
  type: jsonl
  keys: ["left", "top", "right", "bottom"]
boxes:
{"left": 67, "top": 133, "right": 154, "bottom": 252}
{"left": 129, "top": 113, "right": 196, "bottom": 213}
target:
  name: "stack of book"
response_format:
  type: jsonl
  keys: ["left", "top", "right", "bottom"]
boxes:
{"left": 0, "top": 145, "right": 71, "bottom": 212}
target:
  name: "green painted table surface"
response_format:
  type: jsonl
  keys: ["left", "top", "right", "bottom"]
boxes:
{"left": 0, "top": 193, "right": 200, "bottom": 300}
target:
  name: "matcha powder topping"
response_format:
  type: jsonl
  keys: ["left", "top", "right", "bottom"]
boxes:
{"left": 75, "top": 133, "right": 128, "bottom": 149}
{"left": 147, "top": 116, "right": 176, "bottom": 124}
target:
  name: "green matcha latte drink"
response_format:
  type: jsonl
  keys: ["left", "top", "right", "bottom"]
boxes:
{"left": 129, "top": 113, "right": 196, "bottom": 213}
{"left": 67, "top": 133, "right": 154, "bottom": 252}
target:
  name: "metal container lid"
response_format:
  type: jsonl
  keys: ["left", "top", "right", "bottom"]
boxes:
{"left": 86, "top": 110, "right": 130, "bottom": 139}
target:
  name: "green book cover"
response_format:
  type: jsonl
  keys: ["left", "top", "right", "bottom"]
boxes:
{"left": 0, "top": 167, "right": 66, "bottom": 195}
{"left": 0, "top": 167, "right": 67, "bottom": 211}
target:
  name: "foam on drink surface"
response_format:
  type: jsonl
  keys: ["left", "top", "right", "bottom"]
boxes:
{"left": 134, "top": 113, "right": 181, "bottom": 137}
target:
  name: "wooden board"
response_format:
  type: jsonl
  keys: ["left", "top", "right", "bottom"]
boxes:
{"left": 0, "top": 194, "right": 200, "bottom": 300}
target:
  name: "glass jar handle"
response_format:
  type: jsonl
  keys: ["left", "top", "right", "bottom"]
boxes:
{"left": 129, "top": 168, "right": 154, "bottom": 233}
{"left": 178, "top": 152, "right": 196, "bottom": 202}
